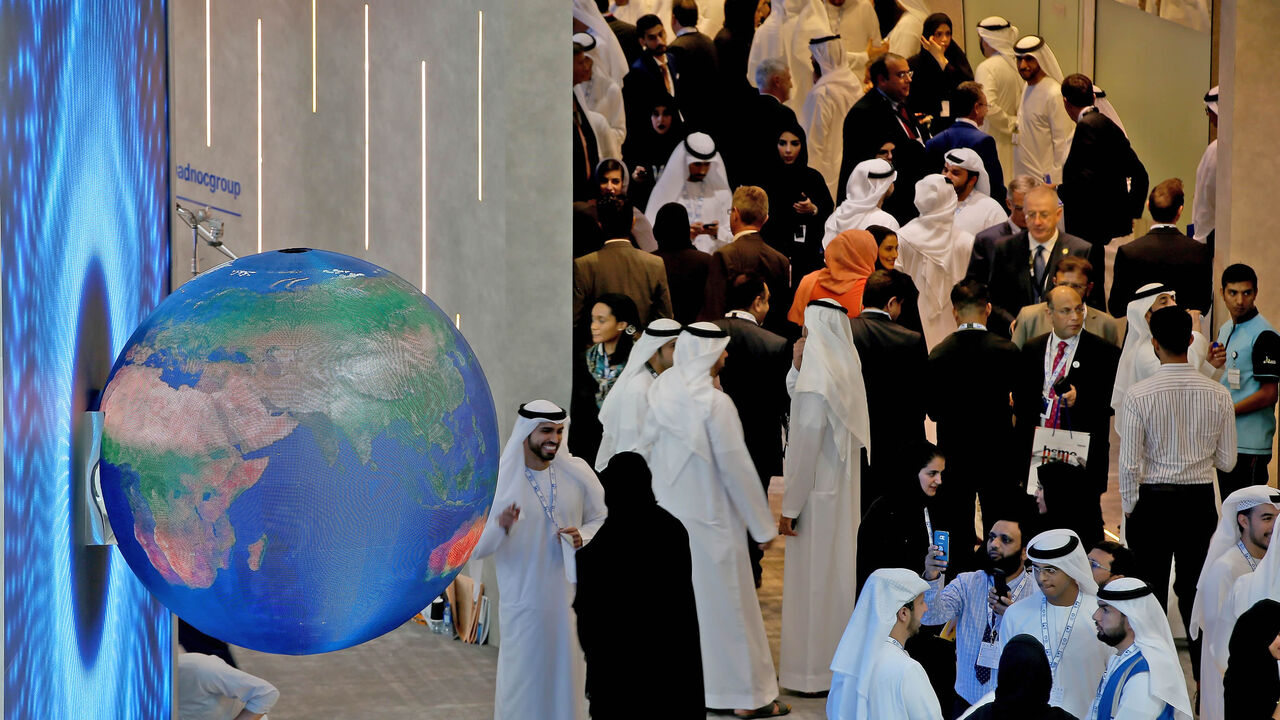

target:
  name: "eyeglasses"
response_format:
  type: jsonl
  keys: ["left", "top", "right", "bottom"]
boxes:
{"left": 1024, "top": 210, "right": 1058, "bottom": 221}
{"left": 1089, "top": 559, "right": 1111, "bottom": 572}
{"left": 1031, "top": 564, "right": 1060, "bottom": 577}
{"left": 894, "top": 70, "right": 914, "bottom": 80}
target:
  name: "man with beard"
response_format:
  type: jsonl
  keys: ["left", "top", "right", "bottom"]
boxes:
{"left": 920, "top": 506, "right": 1039, "bottom": 717}
{"left": 999, "top": 529, "right": 1112, "bottom": 720}
{"left": 1090, "top": 578, "right": 1194, "bottom": 719}
{"left": 1190, "top": 486, "right": 1280, "bottom": 720}
{"left": 471, "top": 400, "right": 609, "bottom": 720}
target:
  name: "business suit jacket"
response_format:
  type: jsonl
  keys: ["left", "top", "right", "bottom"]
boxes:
{"left": 668, "top": 30, "right": 719, "bottom": 133}
{"left": 1108, "top": 226, "right": 1213, "bottom": 316}
{"left": 605, "top": 15, "right": 640, "bottom": 68}
{"left": 702, "top": 232, "right": 793, "bottom": 337}
{"left": 988, "top": 231, "right": 1092, "bottom": 323}
{"left": 622, "top": 51, "right": 680, "bottom": 130}
{"left": 712, "top": 316, "right": 790, "bottom": 480}
{"left": 849, "top": 310, "right": 928, "bottom": 506}
{"left": 925, "top": 328, "right": 1021, "bottom": 512}
{"left": 573, "top": 240, "right": 675, "bottom": 332}
{"left": 966, "top": 220, "right": 1018, "bottom": 285}
{"left": 837, "top": 89, "right": 930, "bottom": 223}
{"left": 1059, "top": 109, "right": 1148, "bottom": 244}
{"left": 924, "top": 119, "right": 1006, "bottom": 206}
{"left": 1013, "top": 331, "right": 1121, "bottom": 495}
{"left": 1011, "top": 302, "right": 1126, "bottom": 349}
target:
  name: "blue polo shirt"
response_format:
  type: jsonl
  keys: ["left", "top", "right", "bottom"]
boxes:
{"left": 1215, "top": 310, "right": 1280, "bottom": 454}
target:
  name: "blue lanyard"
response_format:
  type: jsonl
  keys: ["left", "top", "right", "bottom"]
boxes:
{"left": 1040, "top": 594, "right": 1082, "bottom": 676}
{"left": 1239, "top": 540, "right": 1260, "bottom": 571}
{"left": 524, "top": 466, "right": 558, "bottom": 526}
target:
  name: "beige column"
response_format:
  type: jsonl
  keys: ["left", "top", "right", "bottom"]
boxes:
{"left": 1216, "top": 0, "right": 1280, "bottom": 476}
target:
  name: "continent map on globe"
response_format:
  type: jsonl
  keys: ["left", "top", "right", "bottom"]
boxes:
{"left": 98, "top": 249, "right": 499, "bottom": 654}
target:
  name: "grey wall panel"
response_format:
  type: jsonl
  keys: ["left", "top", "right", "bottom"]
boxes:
{"left": 170, "top": 0, "right": 570, "bottom": 438}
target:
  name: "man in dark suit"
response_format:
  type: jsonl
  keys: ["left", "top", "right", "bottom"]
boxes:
{"left": 702, "top": 186, "right": 793, "bottom": 337}
{"left": 1109, "top": 178, "right": 1213, "bottom": 316}
{"left": 734, "top": 58, "right": 798, "bottom": 186}
{"left": 667, "top": 0, "right": 719, "bottom": 135}
{"left": 925, "top": 280, "right": 1021, "bottom": 555}
{"left": 1058, "top": 73, "right": 1149, "bottom": 310}
{"left": 573, "top": 194, "right": 674, "bottom": 332}
{"left": 837, "top": 53, "right": 930, "bottom": 223}
{"left": 713, "top": 272, "right": 790, "bottom": 586}
{"left": 988, "top": 185, "right": 1091, "bottom": 332}
{"left": 596, "top": 0, "right": 639, "bottom": 67}
{"left": 967, "top": 174, "right": 1040, "bottom": 292}
{"left": 849, "top": 270, "right": 928, "bottom": 510}
{"left": 622, "top": 15, "right": 679, "bottom": 132}
{"left": 924, "top": 82, "right": 1006, "bottom": 206}
{"left": 1013, "top": 285, "right": 1120, "bottom": 542}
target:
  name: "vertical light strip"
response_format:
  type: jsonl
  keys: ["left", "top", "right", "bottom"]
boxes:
{"left": 364, "top": 3, "right": 370, "bottom": 251}
{"left": 477, "top": 10, "right": 483, "bottom": 202}
{"left": 257, "top": 18, "right": 263, "bottom": 253}
{"left": 311, "top": 0, "right": 317, "bottom": 112}
{"left": 205, "top": 0, "right": 211, "bottom": 146}
{"left": 421, "top": 60, "right": 427, "bottom": 291}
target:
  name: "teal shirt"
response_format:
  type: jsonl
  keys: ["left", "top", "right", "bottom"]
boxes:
{"left": 1215, "top": 311, "right": 1280, "bottom": 454}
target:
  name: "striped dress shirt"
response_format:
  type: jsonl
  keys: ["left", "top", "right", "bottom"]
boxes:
{"left": 1118, "top": 363, "right": 1237, "bottom": 514}
{"left": 922, "top": 569, "right": 1037, "bottom": 703}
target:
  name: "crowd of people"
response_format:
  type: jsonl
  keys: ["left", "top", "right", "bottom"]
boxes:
{"left": 474, "top": 1, "right": 1280, "bottom": 719}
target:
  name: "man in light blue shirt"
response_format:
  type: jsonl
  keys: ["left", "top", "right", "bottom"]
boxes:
{"left": 922, "top": 506, "right": 1040, "bottom": 717}
{"left": 1208, "top": 263, "right": 1280, "bottom": 497}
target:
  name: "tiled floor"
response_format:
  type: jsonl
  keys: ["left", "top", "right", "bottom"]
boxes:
{"left": 235, "top": 419, "right": 1195, "bottom": 719}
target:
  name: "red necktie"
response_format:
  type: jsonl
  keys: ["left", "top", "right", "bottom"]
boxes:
{"left": 898, "top": 104, "right": 918, "bottom": 140}
{"left": 1048, "top": 340, "right": 1068, "bottom": 428}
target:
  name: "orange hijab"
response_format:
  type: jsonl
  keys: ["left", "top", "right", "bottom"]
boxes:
{"left": 788, "top": 229, "right": 878, "bottom": 324}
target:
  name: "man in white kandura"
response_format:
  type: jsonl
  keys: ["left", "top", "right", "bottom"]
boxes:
{"left": 897, "top": 174, "right": 976, "bottom": 349}
{"left": 471, "top": 400, "right": 608, "bottom": 720}
{"left": 942, "top": 148, "right": 1009, "bottom": 238}
{"left": 1189, "top": 485, "right": 1278, "bottom": 720}
{"left": 823, "top": 158, "right": 900, "bottom": 247}
{"left": 594, "top": 318, "right": 681, "bottom": 469}
{"left": 644, "top": 132, "right": 734, "bottom": 253}
{"left": 1227, "top": 493, "right": 1280, "bottom": 655}
{"left": 828, "top": 567, "right": 942, "bottom": 720}
{"left": 778, "top": 298, "right": 871, "bottom": 694}
{"left": 1012, "top": 35, "right": 1074, "bottom": 184}
{"left": 642, "top": 322, "right": 786, "bottom": 717}
{"left": 974, "top": 17, "right": 1024, "bottom": 180}
{"left": 999, "top": 529, "right": 1112, "bottom": 719}
{"left": 1090, "top": 577, "right": 1194, "bottom": 720}
{"left": 802, "top": 34, "right": 864, "bottom": 202}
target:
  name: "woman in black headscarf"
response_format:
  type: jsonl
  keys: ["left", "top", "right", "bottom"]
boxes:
{"left": 760, "top": 121, "right": 834, "bottom": 287}
{"left": 574, "top": 452, "right": 704, "bottom": 719}
{"left": 622, "top": 94, "right": 685, "bottom": 212}
{"left": 856, "top": 441, "right": 946, "bottom": 594}
{"left": 907, "top": 13, "right": 974, "bottom": 133}
{"left": 1224, "top": 598, "right": 1280, "bottom": 719}
{"left": 967, "top": 634, "right": 1079, "bottom": 719}
{"left": 651, "top": 202, "right": 710, "bottom": 324}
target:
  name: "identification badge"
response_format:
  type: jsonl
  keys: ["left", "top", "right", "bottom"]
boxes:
{"left": 940, "top": 100, "right": 951, "bottom": 117}
{"left": 977, "top": 642, "right": 1001, "bottom": 669}
{"left": 1049, "top": 684, "right": 1065, "bottom": 705}
{"left": 794, "top": 226, "right": 806, "bottom": 244}
{"left": 1228, "top": 368, "right": 1242, "bottom": 389}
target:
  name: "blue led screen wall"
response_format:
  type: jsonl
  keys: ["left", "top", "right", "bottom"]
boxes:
{"left": 2, "top": 0, "right": 172, "bottom": 717}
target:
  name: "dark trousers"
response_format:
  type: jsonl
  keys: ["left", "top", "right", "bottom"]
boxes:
{"left": 1217, "top": 452, "right": 1272, "bottom": 500}
{"left": 1084, "top": 240, "right": 1108, "bottom": 310}
{"left": 1126, "top": 482, "right": 1217, "bottom": 680}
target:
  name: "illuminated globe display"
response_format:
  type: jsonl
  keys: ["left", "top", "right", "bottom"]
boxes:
{"left": 98, "top": 249, "right": 498, "bottom": 654}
